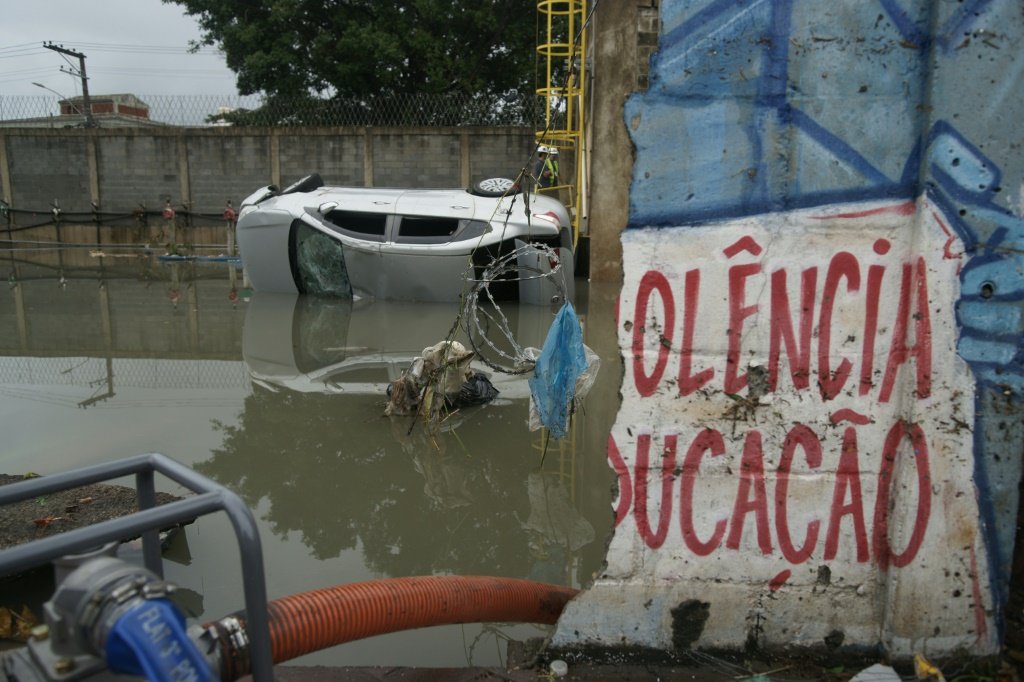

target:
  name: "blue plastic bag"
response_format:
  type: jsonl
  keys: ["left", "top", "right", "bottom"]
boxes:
{"left": 528, "top": 302, "right": 589, "bottom": 439}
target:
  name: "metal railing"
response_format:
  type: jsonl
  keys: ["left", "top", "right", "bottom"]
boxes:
{"left": 0, "top": 453, "right": 275, "bottom": 681}
{"left": 0, "top": 92, "right": 550, "bottom": 128}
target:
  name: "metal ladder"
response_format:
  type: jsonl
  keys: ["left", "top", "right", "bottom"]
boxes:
{"left": 0, "top": 453, "right": 275, "bottom": 682}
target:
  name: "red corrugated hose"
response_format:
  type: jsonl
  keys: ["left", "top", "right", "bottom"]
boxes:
{"left": 211, "top": 575, "right": 578, "bottom": 680}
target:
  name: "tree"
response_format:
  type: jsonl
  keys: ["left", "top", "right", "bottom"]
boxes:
{"left": 166, "top": 0, "right": 539, "bottom": 102}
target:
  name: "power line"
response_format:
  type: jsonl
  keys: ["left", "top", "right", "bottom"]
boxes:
{"left": 0, "top": 48, "right": 50, "bottom": 59}
{"left": 0, "top": 41, "right": 222, "bottom": 56}
{"left": 99, "top": 67, "right": 234, "bottom": 77}
{"left": 0, "top": 66, "right": 58, "bottom": 79}
{"left": 0, "top": 70, "right": 229, "bottom": 87}
{"left": 0, "top": 42, "right": 43, "bottom": 50}
{"left": 42, "top": 42, "right": 95, "bottom": 127}
{"left": 1, "top": 39, "right": 236, "bottom": 95}
{"left": 62, "top": 42, "right": 224, "bottom": 56}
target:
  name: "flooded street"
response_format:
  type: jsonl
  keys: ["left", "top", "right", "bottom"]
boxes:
{"left": 0, "top": 253, "right": 619, "bottom": 668}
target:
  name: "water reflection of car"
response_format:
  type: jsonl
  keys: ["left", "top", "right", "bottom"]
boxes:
{"left": 242, "top": 293, "right": 554, "bottom": 401}
{"left": 236, "top": 174, "right": 574, "bottom": 304}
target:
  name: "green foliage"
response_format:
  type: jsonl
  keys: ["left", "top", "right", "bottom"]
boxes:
{"left": 167, "top": 0, "right": 538, "bottom": 102}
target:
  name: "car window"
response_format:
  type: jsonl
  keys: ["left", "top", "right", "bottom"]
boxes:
{"left": 323, "top": 210, "right": 387, "bottom": 242}
{"left": 292, "top": 295, "right": 353, "bottom": 372}
{"left": 397, "top": 215, "right": 459, "bottom": 240}
{"left": 395, "top": 216, "right": 490, "bottom": 244}
{"left": 289, "top": 220, "right": 353, "bottom": 298}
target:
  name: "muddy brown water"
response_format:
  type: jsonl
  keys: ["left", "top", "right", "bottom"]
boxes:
{"left": 0, "top": 254, "right": 620, "bottom": 668}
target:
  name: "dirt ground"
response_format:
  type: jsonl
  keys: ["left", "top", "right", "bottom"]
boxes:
{"left": 0, "top": 473, "right": 180, "bottom": 552}
{"left": 0, "top": 473, "right": 185, "bottom": 642}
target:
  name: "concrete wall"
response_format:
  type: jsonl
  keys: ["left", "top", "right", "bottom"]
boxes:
{"left": 0, "top": 126, "right": 535, "bottom": 218}
{"left": 0, "top": 271, "right": 245, "bottom": 360}
{"left": 556, "top": 0, "right": 1024, "bottom": 661}
{"left": 586, "top": 1, "right": 661, "bottom": 284}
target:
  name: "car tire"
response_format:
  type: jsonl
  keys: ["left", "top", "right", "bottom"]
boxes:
{"left": 470, "top": 177, "right": 518, "bottom": 197}
{"left": 280, "top": 173, "right": 325, "bottom": 195}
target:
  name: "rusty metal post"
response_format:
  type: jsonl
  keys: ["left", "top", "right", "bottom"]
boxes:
{"left": 224, "top": 201, "right": 237, "bottom": 255}
{"left": 162, "top": 199, "right": 177, "bottom": 247}
{"left": 92, "top": 200, "right": 101, "bottom": 246}
{"left": 51, "top": 199, "right": 62, "bottom": 245}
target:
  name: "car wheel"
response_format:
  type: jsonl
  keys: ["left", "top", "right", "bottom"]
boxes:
{"left": 281, "top": 173, "right": 325, "bottom": 195}
{"left": 470, "top": 177, "right": 518, "bottom": 197}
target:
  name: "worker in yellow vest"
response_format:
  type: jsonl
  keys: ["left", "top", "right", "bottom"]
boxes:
{"left": 534, "top": 146, "right": 560, "bottom": 189}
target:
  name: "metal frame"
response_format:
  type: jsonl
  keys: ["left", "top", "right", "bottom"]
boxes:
{"left": 536, "top": 0, "right": 589, "bottom": 249}
{"left": 0, "top": 452, "right": 274, "bottom": 682}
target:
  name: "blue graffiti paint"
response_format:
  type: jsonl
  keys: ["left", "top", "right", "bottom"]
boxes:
{"left": 878, "top": 0, "right": 996, "bottom": 51}
{"left": 628, "top": 0, "right": 1022, "bottom": 641}
{"left": 629, "top": 0, "right": 937, "bottom": 226}
{"left": 918, "top": 120, "right": 1024, "bottom": 635}
{"left": 936, "top": 0, "right": 998, "bottom": 51}
{"left": 922, "top": 122, "right": 1024, "bottom": 392}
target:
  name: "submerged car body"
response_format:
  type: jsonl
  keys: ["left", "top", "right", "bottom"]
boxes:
{"left": 236, "top": 174, "right": 574, "bottom": 304}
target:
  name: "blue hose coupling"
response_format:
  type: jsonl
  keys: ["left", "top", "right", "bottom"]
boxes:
{"left": 106, "top": 598, "right": 216, "bottom": 682}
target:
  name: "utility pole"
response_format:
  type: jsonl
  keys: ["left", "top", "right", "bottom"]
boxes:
{"left": 42, "top": 42, "right": 95, "bottom": 128}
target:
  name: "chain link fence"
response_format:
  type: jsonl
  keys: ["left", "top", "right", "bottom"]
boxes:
{"left": 0, "top": 356, "right": 251, "bottom": 394}
{"left": 0, "top": 92, "right": 553, "bottom": 128}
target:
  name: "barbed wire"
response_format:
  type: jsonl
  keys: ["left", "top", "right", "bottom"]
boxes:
{"left": 461, "top": 242, "right": 570, "bottom": 376}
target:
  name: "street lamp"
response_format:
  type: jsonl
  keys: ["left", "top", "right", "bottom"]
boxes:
{"left": 32, "top": 82, "right": 88, "bottom": 124}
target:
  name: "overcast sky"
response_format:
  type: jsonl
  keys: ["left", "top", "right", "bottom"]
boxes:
{"left": 1, "top": 0, "right": 239, "bottom": 99}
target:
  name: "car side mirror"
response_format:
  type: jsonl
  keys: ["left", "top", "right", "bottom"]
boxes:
{"left": 318, "top": 201, "right": 338, "bottom": 214}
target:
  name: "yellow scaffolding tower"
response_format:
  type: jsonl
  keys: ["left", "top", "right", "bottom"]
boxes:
{"left": 536, "top": 0, "right": 588, "bottom": 249}
{"left": 531, "top": 1, "right": 590, "bottom": 585}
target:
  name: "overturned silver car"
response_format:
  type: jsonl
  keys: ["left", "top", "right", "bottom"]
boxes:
{"left": 236, "top": 174, "right": 574, "bottom": 304}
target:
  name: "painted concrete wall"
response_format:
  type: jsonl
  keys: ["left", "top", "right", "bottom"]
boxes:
{"left": 555, "top": 0, "right": 1023, "bottom": 658}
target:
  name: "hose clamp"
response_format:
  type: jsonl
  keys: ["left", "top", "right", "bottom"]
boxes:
{"left": 211, "top": 616, "right": 250, "bottom": 680}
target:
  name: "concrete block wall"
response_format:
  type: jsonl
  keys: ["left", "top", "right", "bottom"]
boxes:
{"left": 278, "top": 131, "right": 364, "bottom": 188}
{"left": 98, "top": 134, "right": 180, "bottom": 213}
{"left": 371, "top": 132, "right": 461, "bottom": 188}
{"left": 7, "top": 135, "right": 92, "bottom": 213}
{"left": 0, "top": 126, "right": 535, "bottom": 225}
{"left": 0, "top": 275, "right": 245, "bottom": 358}
{"left": 467, "top": 130, "right": 537, "bottom": 185}
{"left": 187, "top": 134, "right": 269, "bottom": 214}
